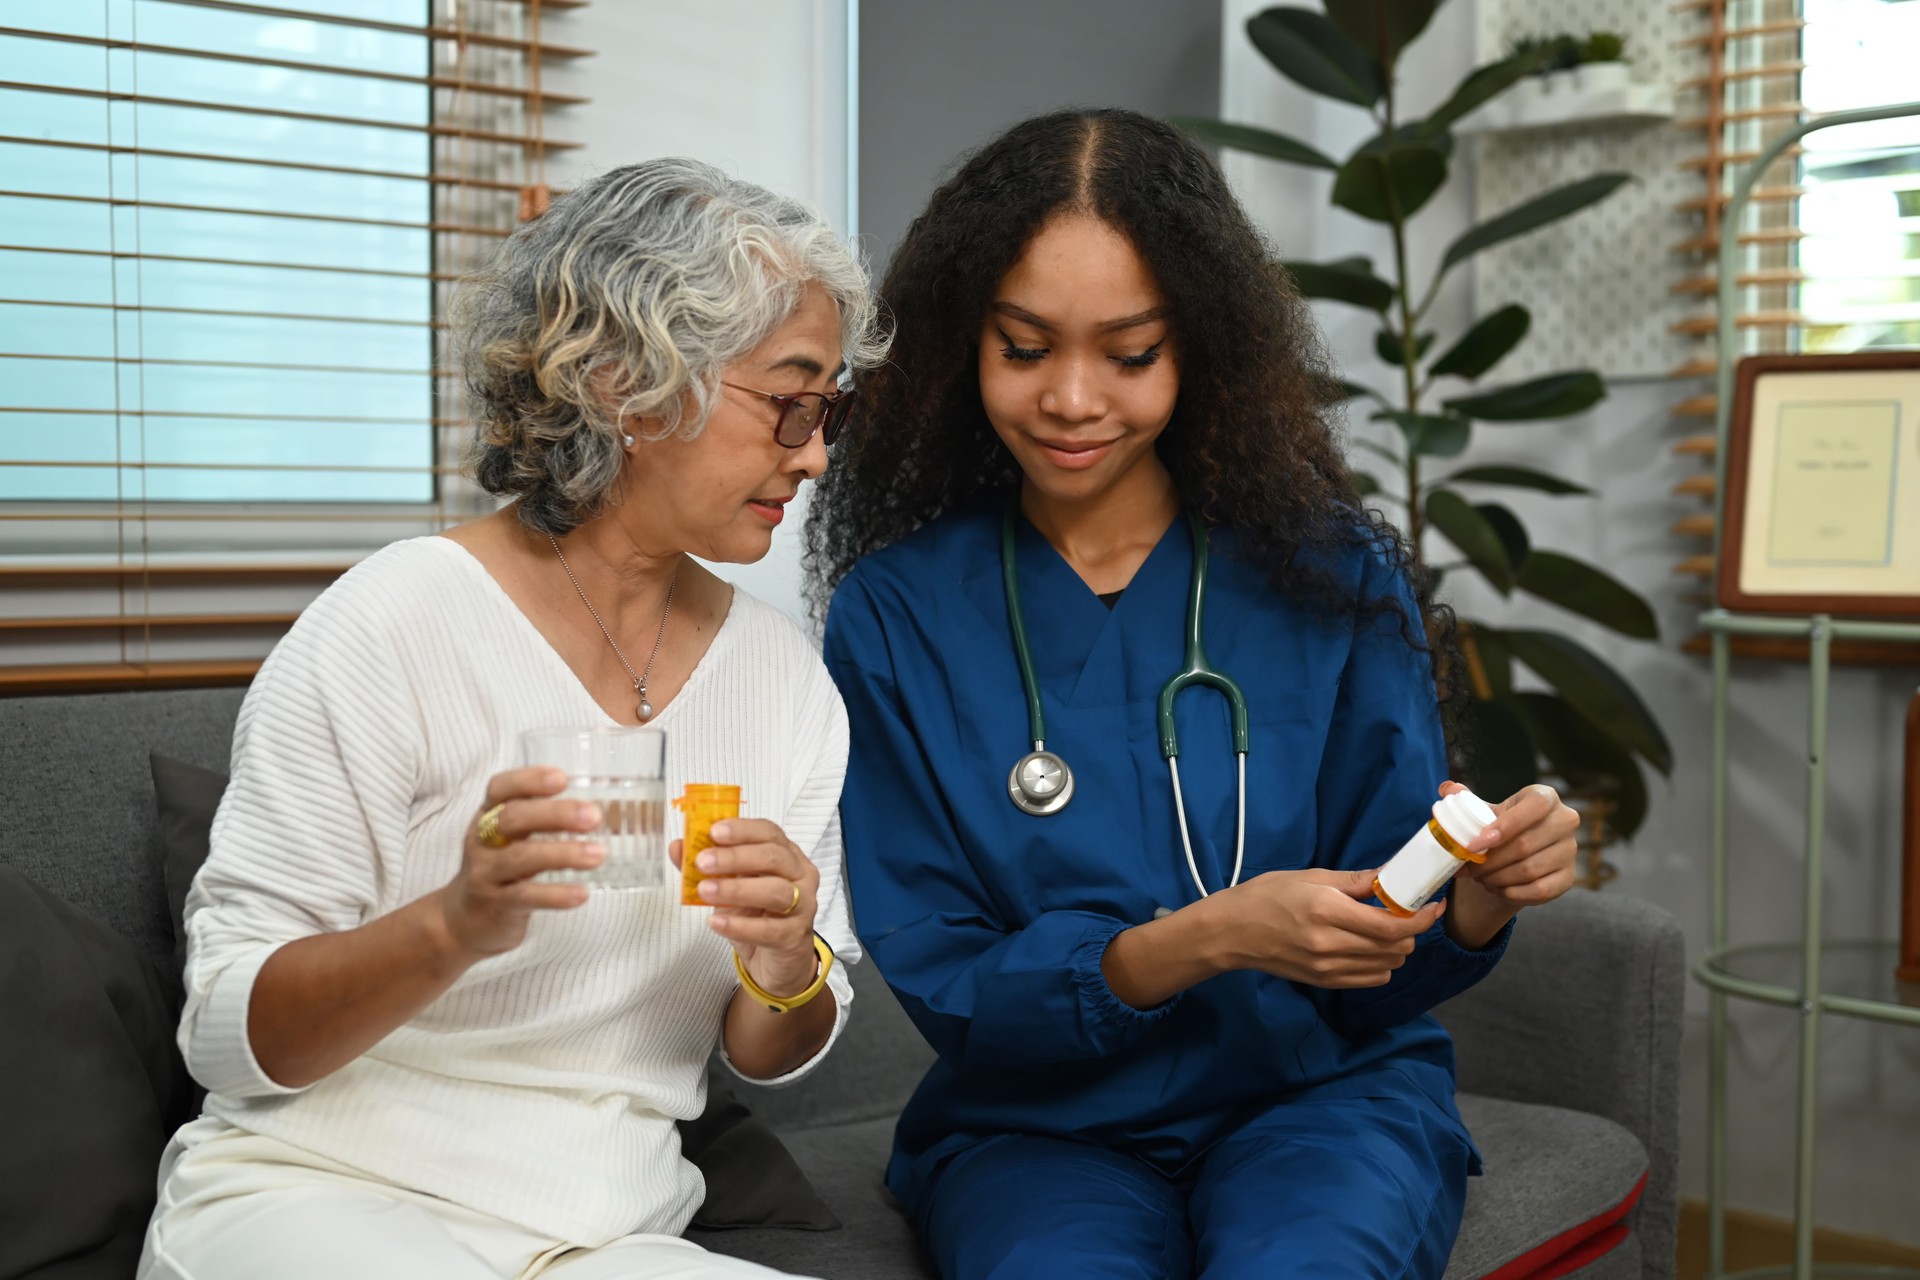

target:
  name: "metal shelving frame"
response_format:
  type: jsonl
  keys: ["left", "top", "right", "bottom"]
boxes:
{"left": 1697, "top": 100, "right": 1920, "bottom": 1280}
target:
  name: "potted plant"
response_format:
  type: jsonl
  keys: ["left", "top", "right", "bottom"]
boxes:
{"left": 1177, "top": 1, "right": 1671, "bottom": 846}
{"left": 1575, "top": 31, "right": 1631, "bottom": 95}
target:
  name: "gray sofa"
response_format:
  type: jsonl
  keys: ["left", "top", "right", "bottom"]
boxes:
{"left": 2, "top": 687, "right": 1682, "bottom": 1280}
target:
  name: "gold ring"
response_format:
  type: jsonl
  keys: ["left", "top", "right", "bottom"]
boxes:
{"left": 778, "top": 883, "right": 801, "bottom": 917}
{"left": 476, "top": 803, "right": 511, "bottom": 849}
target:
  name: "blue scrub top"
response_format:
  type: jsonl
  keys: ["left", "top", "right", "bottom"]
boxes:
{"left": 822, "top": 498, "right": 1511, "bottom": 1212}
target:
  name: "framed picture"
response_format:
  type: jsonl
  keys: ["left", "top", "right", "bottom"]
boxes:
{"left": 1719, "top": 352, "right": 1920, "bottom": 617}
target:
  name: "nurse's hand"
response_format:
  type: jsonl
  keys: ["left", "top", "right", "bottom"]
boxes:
{"left": 671, "top": 818, "right": 823, "bottom": 998}
{"left": 1220, "top": 869, "right": 1445, "bottom": 988}
{"left": 1442, "top": 780, "right": 1580, "bottom": 949}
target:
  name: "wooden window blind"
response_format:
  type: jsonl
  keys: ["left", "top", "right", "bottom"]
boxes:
{"left": 0, "top": 0, "right": 588, "bottom": 694}
{"left": 1671, "top": 0, "right": 1920, "bottom": 624}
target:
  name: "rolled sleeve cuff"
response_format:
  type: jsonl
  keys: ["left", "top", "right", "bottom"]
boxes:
{"left": 1073, "top": 918, "right": 1182, "bottom": 1042}
{"left": 1433, "top": 912, "right": 1516, "bottom": 967}
{"left": 183, "top": 939, "right": 309, "bottom": 1100}
{"left": 721, "top": 961, "right": 854, "bottom": 1088}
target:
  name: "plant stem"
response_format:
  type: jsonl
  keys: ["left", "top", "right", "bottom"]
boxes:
{"left": 1379, "top": 70, "right": 1425, "bottom": 560}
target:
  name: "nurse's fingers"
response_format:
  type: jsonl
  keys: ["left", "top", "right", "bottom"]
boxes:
{"left": 1325, "top": 892, "right": 1442, "bottom": 941}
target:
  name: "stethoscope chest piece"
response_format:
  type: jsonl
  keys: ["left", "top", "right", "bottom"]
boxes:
{"left": 1008, "top": 748, "right": 1074, "bottom": 816}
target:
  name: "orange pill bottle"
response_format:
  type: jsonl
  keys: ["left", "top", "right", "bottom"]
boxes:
{"left": 675, "top": 783, "right": 741, "bottom": 906}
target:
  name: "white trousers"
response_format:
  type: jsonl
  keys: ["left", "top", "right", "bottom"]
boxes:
{"left": 138, "top": 1119, "right": 817, "bottom": 1280}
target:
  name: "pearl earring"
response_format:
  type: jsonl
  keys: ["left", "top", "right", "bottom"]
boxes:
{"left": 622, "top": 432, "right": 635, "bottom": 448}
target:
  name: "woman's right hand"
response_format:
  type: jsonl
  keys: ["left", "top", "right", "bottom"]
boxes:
{"left": 1214, "top": 868, "right": 1443, "bottom": 988}
{"left": 434, "top": 766, "right": 604, "bottom": 959}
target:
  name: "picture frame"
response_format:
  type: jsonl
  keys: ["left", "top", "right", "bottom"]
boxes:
{"left": 1719, "top": 352, "right": 1920, "bottom": 617}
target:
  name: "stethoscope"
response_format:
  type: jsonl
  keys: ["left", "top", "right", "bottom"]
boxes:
{"left": 1001, "top": 498, "right": 1252, "bottom": 900}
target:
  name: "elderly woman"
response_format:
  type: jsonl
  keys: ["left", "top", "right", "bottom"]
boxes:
{"left": 137, "top": 159, "right": 889, "bottom": 1280}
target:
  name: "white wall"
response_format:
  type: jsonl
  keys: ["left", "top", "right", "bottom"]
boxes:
{"left": 545, "top": 0, "right": 854, "bottom": 628}
{"left": 1221, "top": 0, "right": 1920, "bottom": 1244}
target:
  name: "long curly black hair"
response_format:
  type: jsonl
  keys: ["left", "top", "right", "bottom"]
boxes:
{"left": 803, "top": 107, "right": 1463, "bottom": 750}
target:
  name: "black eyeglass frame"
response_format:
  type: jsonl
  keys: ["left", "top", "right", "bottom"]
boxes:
{"left": 720, "top": 380, "right": 857, "bottom": 448}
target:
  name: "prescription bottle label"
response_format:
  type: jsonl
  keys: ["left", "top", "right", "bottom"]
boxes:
{"left": 675, "top": 783, "right": 741, "bottom": 906}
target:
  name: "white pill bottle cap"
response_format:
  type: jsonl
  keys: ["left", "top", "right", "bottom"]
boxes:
{"left": 1433, "top": 789, "right": 1499, "bottom": 859}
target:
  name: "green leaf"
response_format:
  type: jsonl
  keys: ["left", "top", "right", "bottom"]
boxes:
{"left": 1428, "top": 305, "right": 1531, "bottom": 380}
{"left": 1499, "top": 629, "right": 1672, "bottom": 774}
{"left": 1426, "top": 488, "right": 1514, "bottom": 592}
{"left": 1283, "top": 257, "right": 1397, "bottom": 310}
{"left": 1475, "top": 502, "right": 1530, "bottom": 571}
{"left": 1440, "top": 174, "right": 1633, "bottom": 272}
{"left": 1419, "top": 45, "right": 1560, "bottom": 136}
{"left": 1247, "top": 6, "right": 1383, "bottom": 106}
{"left": 1372, "top": 409, "right": 1469, "bottom": 457}
{"left": 1446, "top": 372, "right": 1606, "bottom": 421}
{"left": 1352, "top": 436, "right": 1403, "bottom": 465}
{"left": 1351, "top": 470, "right": 1381, "bottom": 496}
{"left": 1462, "top": 695, "right": 1540, "bottom": 799}
{"left": 1516, "top": 550, "right": 1660, "bottom": 640}
{"left": 1332, "top": 141, "right": 1448, "bottom": 222}
{"left": 1374, "top": 329, "right": 1435, "bottom": 367}
{"left": 1462, "top": 622, "right": 1513, "bottom": 698}
{"left": 1324, "top": 0, "right": 1438, "bottom": 71}
{"left": 1170, "top": 117, "right": 1340, "bottom": 169}
{"left": 1510, "top": 692, "right": 1651, "bottom": 839}
{"left": 1442, "top": 464, "right": 1591, "bottom": 495}
{"left": 1335, "top": 379, "right": 1384, "bottom": 403}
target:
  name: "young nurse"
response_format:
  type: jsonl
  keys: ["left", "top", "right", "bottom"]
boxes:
{"left": 808, "top": 109, "right": 1582, "bottom": 1279}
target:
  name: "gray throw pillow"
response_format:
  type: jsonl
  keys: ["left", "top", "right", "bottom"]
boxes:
{"left": 150, "top": 752, "right": 226, "bottom": 978}
{"left": 144, "top": 753, "right": 839, "bottom": 1233}
{"left": 0, "top": 866, "right": 193, "bottom": 1280}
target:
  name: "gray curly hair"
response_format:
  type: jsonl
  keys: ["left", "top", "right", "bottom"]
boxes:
{"left": 455, "top": 158, "right": 891, "bottom": 535}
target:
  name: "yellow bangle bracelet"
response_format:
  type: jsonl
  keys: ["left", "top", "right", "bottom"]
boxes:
{"left": 734, "top": 933, "right": 834, "bottom": 1014}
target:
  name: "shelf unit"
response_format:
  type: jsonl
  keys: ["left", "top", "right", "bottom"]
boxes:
{"left": 1696, "top": 102, "right": 1920, "bottom": 1280}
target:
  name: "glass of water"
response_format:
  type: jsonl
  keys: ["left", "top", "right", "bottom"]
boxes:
{"left": 520, "top": 727, "right": 668, "bottom": 891}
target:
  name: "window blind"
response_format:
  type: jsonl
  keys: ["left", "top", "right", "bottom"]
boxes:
{"left": 0, "top": 0, "right": 588, "bottom": 693}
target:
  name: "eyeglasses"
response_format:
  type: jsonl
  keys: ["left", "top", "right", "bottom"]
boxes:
{"left": 721, "top": 380, "right": 857, "bottom": 448}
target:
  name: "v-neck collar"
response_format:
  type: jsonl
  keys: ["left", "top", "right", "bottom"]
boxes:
{"left": 958, "top": 506, "right": 1192, "bottom": 710}
{"left": 426, "top": 535, "right": 740, "bottom": 730}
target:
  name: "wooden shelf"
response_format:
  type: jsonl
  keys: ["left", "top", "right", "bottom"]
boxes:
{"left": 1673, "top": 433, "right": 1718, "bottom": 456}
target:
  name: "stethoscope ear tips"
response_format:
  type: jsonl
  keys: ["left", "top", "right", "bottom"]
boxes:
{"left": 1008, "top": 749, "right": 1074, "bottom": 816}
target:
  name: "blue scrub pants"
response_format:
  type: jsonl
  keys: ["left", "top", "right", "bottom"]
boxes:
{"left": 917, "top": 1092, "right": 1471, "bottom": 1280}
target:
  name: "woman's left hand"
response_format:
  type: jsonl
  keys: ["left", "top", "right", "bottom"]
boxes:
{"left": 1441, "top": 781, "right": 1581, "bottom": 947}
{"left": 673, "top": 818, "right": 822, "bottom": 998}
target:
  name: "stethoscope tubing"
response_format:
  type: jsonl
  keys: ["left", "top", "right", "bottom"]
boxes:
{"left": 1001, "top": 495, "right": 1251, "bottom": 897}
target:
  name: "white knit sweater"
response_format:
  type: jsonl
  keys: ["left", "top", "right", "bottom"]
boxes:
{"left": 178, "top": 536, "right": 858, "bottom": 1246}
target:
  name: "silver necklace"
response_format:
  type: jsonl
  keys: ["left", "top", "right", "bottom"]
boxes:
{"left": 547, "top": 533, "right": 677, "bottom": 722}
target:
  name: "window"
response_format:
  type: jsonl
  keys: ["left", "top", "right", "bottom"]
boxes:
{"left": 0, "top": 0, "right": 587, "bottom": 690}
{"left": 1797, "top": 0, "right": 1920, "bottom": 352}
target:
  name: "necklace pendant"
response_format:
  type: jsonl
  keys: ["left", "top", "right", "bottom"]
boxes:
{"left": 636, "top": 685, "right": 654, "bottom": 723}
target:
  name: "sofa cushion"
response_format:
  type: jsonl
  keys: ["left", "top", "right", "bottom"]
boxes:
{"left": 151, "top": 752, "right": 226, "bottom": 975}
{"left": 1443, "top": 1094, "right": 1649, "bottom": 1280}
{"left": 691, "top": 1117, "right": 935, "bottom": 1280}
{"left": 0, "top": 687, "right": 245, "bottom": 969}
{"left": 0, "top": 865, "right": 194, "bottom": 1280}
{"left": 681, "top": 1066, "right": 841, "bottom": 1232}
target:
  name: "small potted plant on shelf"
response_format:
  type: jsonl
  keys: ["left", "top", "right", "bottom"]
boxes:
{"left": 1574, "top": 32, "right": 1631, "bottom": 95}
